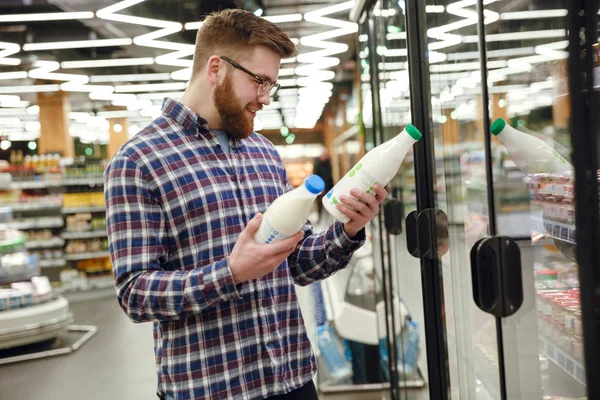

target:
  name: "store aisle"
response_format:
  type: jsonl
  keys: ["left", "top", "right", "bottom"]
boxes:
{"left": 0, "top": 296, "right": 401, "bottom": 400}
{"left": 0, "top": 297, "right": 157, "bottom": 400}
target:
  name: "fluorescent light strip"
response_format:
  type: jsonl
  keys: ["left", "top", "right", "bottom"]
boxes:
{"left": 0, "top": 42, "right": 21, "bottom": 66}
{"left": 61, "top": 58, "right": 155, "bottom": 69}
{"left": 263, "top": 14, "right": 303, "bottom": 23}
{"left": 430, "top": 60, "right": 506, "bottom": 73}
{"left": 500, "top": 10, "right": 567, "bottom": 20}
{"left": 90, "top": 73, "right": 172, "bottom": 83}
{"left": 446, "top": 47, "right": 535, "bottom": 61}
{"left": 97, "top": 110, "right": 142, "bottom": 118}
{"left": 463, "top": 30, "right": 566, "bottom": 43}
{"left": 24, "top": 38, "right": 132, "bottom": 51}
{"left": 0, "top": 85, "right": 61, "bottom": 94}
{"left": 114, "top": 82, "right": 187, "bottom": 93}
{"left": 0, "top": 12, "right": 94, "bottom": 23}
{"left": 0, "top": 72, "right": 28, "bottom": 80}
{"left": 426, "top": 6, "right": 445, "bottom": 13}
{"left": 184, "top": 21, "right": 203, "bottom": 30}
{"left": 136, "top": 91, "right": 185, "bottom": 100}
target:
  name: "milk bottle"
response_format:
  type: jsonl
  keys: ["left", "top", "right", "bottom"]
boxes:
{"left": 323, "top": 124, "right": 422, "bottom": 223}
{"left": 254, "top": 174, "right": 325, "bottom": 244}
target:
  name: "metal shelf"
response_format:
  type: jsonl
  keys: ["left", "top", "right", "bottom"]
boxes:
{"left": 38, "top": 259, "right": 66, "bottom": 268}
{"left": 10, "top": 177, "right": 104, "bottom": 190}
{"left": 8, "top": 218, "right": 64, "bottom": 230}
{"left": 25, "top": 238, "right": 65, "bottom": 250}
{"left": 61, "top": 230, "right": 107, "bottom": 240}
{"left": 531, "top": 214, "right": 576, "bottom": 244}
{"left": 539, "top": 335, "right": 586, "bottom": 386}
{"left": 64, "top": 251, "right": 110, "bottom": 261}
{"left": 8, "top": 203, "right": 62, "bottom": 212}
{"left": 61, "top": 206, "right": 105, "bottom": 214}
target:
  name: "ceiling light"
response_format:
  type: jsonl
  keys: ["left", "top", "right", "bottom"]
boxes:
{"left": 0, "top": 41, "right": 21, "bottom": 66}
{"left": 463, "top": 30, "right": 566, "bottom": 43}
{"left": 97, "top": 110, "right": 141, "bottom": 118}
{"left": 263, "top": 14, "right": 303, "bottom": 23}
{"left": 0, "top": 71, "right": 28, "bottom": 80}
{"left": 27, "top": 105, "right": 40, "bottom": 115}
{"left": 0, "top": 85, "right": 60, "bottom": 94}
{"left": 184, "top": 21, "right": 203, "bottom": 30}
{"left": 426, "top": 6, "right": 445, "bottom": 13}
{"left": 23, "top": 38, "right": 132, "bottom": 51}
{"left": 0, "top": 12, "right": 94, "bottom": 23}
{"left": 136, "top": 91, "right": 184, "bottom": 100}
{"left": 113, "top": 123, "right": 123, "bottom": 133}
{"left": 500, "top": 10, "right": 567, "bottom": 20}
{"left": 114, "top": 82, "right": 186, "bottom": 93}
{"left": 61, "top": 58, "right": 155, "bottom": 69}
{"left": 90, "top": 73, "right": 172, "bottom": 83}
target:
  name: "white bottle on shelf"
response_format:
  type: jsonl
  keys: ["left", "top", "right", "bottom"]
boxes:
{"left": 254, "top": 174, "right": 325, "bottom": 244}
{"left": 490, "top": 118, "right": 573, "bottom": 175}
{"left": 323, "top": 124, "right": 422, "bottom": 223}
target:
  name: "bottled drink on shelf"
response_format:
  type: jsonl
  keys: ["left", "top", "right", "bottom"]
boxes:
{"left": 323, "top": 124, "right": 422, "bottom": 223}
{"left": 254, "top": 174, "right": 325, "bottom": 244}
{"left": 490, "top": 118, "right": 573, "bottom": 175}
{"left": 315, "top": 323, "right": 353, "bottom": 382}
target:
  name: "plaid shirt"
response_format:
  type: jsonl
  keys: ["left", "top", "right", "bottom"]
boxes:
{"left": 105, "top": 99, "right": 365, "bottom": 400}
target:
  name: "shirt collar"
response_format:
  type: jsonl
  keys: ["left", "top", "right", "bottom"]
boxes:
{"left": 161, "top": 98, "right": 211, "bottom": 138}
{"left": 161, "top": 98, "right": 247, "bottom": 150}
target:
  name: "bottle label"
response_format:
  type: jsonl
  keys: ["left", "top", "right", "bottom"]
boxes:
{"left": 254, "top": 215, "right": 292, "bottom": 244}
{"left": 325, "top": 162, "right": 379, "bottom": 209}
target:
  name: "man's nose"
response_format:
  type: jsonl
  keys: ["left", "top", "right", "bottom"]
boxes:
{"left": 258, "top": 92, "right": 271, "bottom": 107}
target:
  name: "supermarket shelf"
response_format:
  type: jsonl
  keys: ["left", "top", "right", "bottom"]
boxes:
{"left": 8, "top": 203, "right": 62, "bottom": 212}
{"left": 64, "top": 251, "right": 110, "bottom": 261}
{"left": 0, "top": 296, "right": 73, "bottom": 350}
{"left": 531, "top": 214, "right": 576, "bottom": 244}
{"left": 0, "top": 264, "right": 39, "bottom": 285}
{"left": 61, "top": 230, "right": 107, "bottom": 240}
{"left": 38, "top": 259, "right": 66, "bottom": 268}
{"left": 61, "top": 206, "right": 105, "bottom": 214}
{"left": 539, "top": 335, "right": 586, "bottom": 386}
{"left": 55, "top": 286, "right": 114, "bottom": 303}
{"left": 10, "top": 177, "right": 104, "bottom": 190}
{"left": 25, "top": 238, "right": 65, "bottom": 250}
{"left": 8, "top": 218, "right": 64, "bottom": 230}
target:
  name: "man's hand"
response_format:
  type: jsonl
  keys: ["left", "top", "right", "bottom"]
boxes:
{"left": 229, "top": 213, "right": 304, "bottom": 284}
{"left": 337, "top": 184, "right": 389, "bottom": 238}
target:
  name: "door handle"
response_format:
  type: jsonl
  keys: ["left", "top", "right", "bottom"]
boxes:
{"left": 470, "top": 236, "right": 524, "bottom": 318}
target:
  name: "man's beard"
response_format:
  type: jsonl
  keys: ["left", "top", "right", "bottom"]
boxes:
{"left": 213, "top": 74, "right": 256, "bottom": 139}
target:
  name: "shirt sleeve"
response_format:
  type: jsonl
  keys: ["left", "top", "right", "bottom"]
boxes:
{"left": 105, "top": 154, "right": 241, "bottom": 323}
{"left": 287, "top": 220, "right": 366, "bottom": 286}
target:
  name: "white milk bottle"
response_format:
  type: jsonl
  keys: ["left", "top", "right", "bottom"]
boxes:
{"left": 254, "top": 174, "right": 325, "bottom": 244}
{"left": 323, "top": 124, "right": 422, "bottom": 223}
{"left": 490, "top": 118, "right": 573, "bottom": 175}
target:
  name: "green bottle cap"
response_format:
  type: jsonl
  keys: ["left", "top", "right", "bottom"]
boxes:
{"left": 490, "top": 118, "right": 506, "bottom": 136}
{"left": 405, "top": 124, "right": 422, "bottom": 141}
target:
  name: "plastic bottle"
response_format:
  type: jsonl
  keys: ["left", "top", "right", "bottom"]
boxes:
{"left": 397, "top": 318, "right": 420, "bottom": 377}
{"left": 490, "top": 118, "right": 573, "bottom": 175}
{"left": 254, "top": 174, "right": 325, "bottom": 244}
{"left": 316, "top": 323, "right": 353, "bottom": 382}
{"left": 323, "top": 124, "right": 422, "bottom": 223}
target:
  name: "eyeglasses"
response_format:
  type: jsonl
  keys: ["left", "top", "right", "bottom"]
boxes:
{"left": 220, "top": 56, "right": 280, "bottom": 98}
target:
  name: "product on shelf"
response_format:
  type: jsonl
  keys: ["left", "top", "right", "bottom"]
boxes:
{"left": 65, "top": 213, "right": 106, "bottom": 233}
{"left": 490, "top": 118, "right": 573, "bottom": 175}
{"left": 65, "top": 238, "right": 108, "bottom": 254}
{"left": 0, "top": 276, "right": 53, "bottom": 311}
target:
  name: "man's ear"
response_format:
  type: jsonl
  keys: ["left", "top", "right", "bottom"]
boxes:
{"left": 206, "top": 56, "right": 222, "bottom": 85}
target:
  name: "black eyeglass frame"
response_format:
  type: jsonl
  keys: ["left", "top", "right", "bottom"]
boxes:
{"left": 220, "top": 56, "right": 281, "bottom": 98}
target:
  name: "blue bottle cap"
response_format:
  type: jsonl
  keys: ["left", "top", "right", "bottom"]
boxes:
{"left": 305, "top": 174, "right": 326, "bottom": 194}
